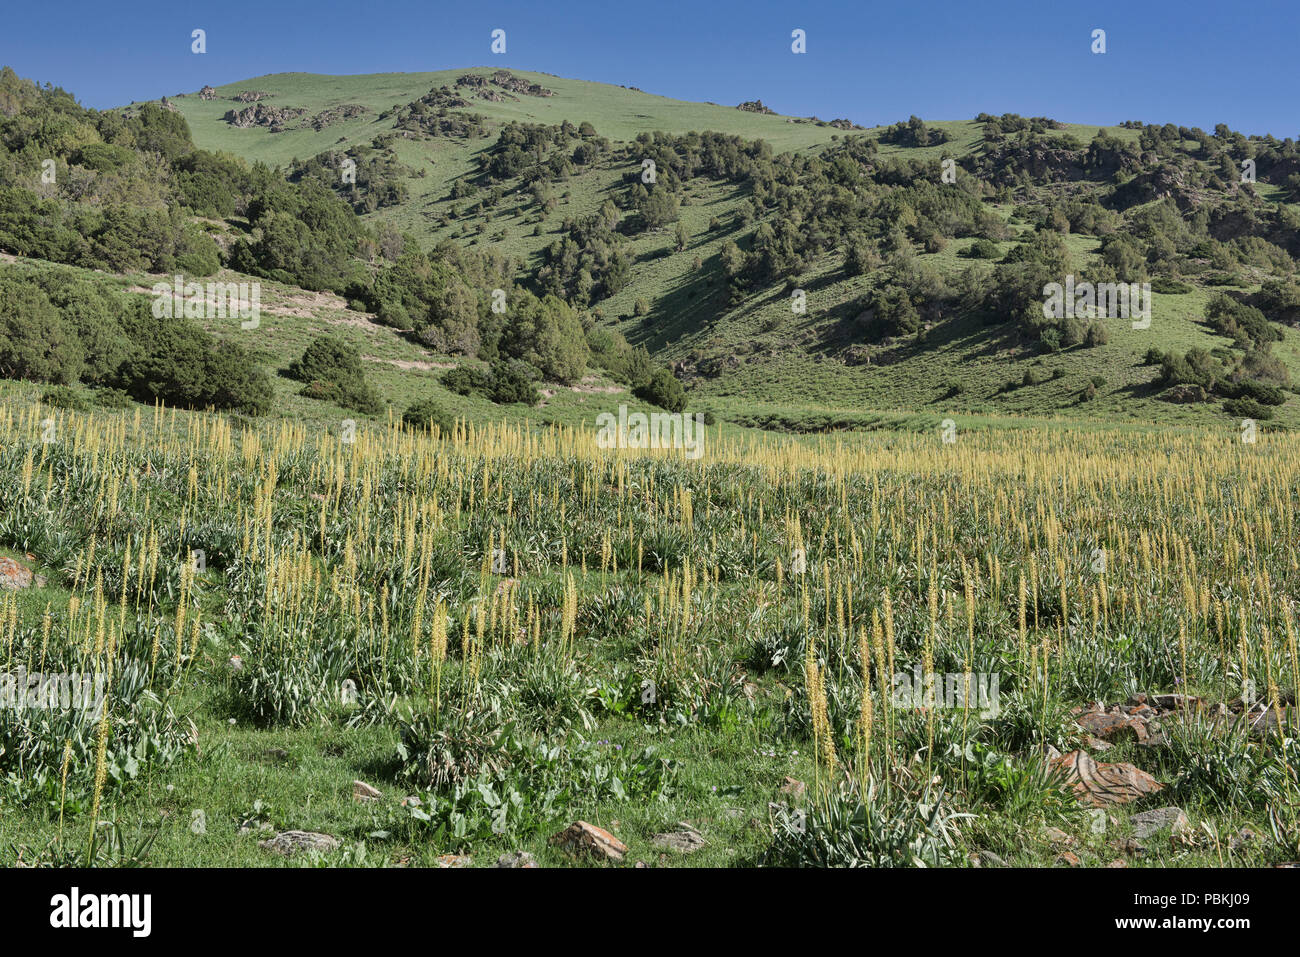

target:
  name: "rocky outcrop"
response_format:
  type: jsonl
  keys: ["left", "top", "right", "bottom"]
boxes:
{"left": 1074, "top": 691, "right": 1296, "bottom": 746}
{"left": 489, "top": 70, "right": 553, "bottom": 97}
{"left": 223, "top": 103, "right": 306, "bottom": 132}
{"left": 455, "top": 70, "right": 553, "bottom": 97}
{"left": 1159, "top": 384, "right": 1210, "bottom": 403}
{"left": 309, "top": 104, "right": 368, "bottom": 130}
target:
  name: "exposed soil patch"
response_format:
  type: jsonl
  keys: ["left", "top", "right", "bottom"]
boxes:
{"left": 361, "top": 356, "right": 455, "bottom": 371}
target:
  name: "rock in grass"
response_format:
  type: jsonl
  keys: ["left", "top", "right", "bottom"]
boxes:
{"left": 1130, "top": 807, "right": 1189, "bottom": 839}
{"left": 352, "top": 780, "right": 382, "bottom": 803}
{"left": 495, "top": 851, "right": 538, "bottom": 868}
{"left": 1049, "top": 750, "right": 1163, "bottom": 807}
{"left": 1110, "top": 837, "right": 1146, "bottom": 856}
{"left": 1044, "top": 827, "right": 1075, "bottom": 847}
{"left": 0, "top": 557, "right": 34, "bottom": 590}
{"left": 548, "top": 821, "right": 627, "bottom": 863}
{"left": 651, "top": 824, "right": 706, "bottom": 853}
{"left": 1244, "top": 704, "right": 1296, "bottom": 739}
{"left": 1230, "top": 827, "right": 1260, "bottom": 852}
{"left": 1076, "top": 710, "right": 1147, "bottom": 743}
{"left": 259, "top": 831, "right": 340, "bottom": 856}
{"left": 1151, "top": 694, "right": 1204, "bottom": 711}
{"left": 778, "top": 777, "right": 806, "bottom": 798}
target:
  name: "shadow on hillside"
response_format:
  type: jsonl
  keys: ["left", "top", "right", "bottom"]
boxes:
{"left": 622, "top": 251, "right": 729, "bottom": 351}
{"left": 811, "top": 303, "right": 1027, "bottom": 367}
{"left": 1114, "top": 370, "right": 1167, "bottom": 401}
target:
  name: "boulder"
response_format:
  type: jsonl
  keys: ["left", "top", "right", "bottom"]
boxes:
{"left": 1049, "top": 750, "right": 1163, "bottom": 806}
{"left": 258, "top": 831, "right": 340, "bottom": 856}
{"left": 1077, "top": 710, "right": 1148, "bottom": 743}
{"left": 0, "top": 557, "right": 34, "bottom": 590}
{"left": 548, "top": 821, "right": 627, "bottom": 863}
{"left": 495, "top": 851, "right": 538, "bottom": 868}
{"left": 352, "top": 780, "right": 382, "bottom": 803}
{"left": 651, "top": 824, "right": 706, "bottom": 854}
{"left": 1130, "top": 807, "right": 1188, "bottom": 839}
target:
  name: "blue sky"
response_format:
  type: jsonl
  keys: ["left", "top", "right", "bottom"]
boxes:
{"left": 3, "top": 0, "right": 1297, "bottom": 136}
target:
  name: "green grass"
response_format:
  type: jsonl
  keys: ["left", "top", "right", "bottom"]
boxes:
{"left": 3, "top": 390, "right": 1298, "bottom": 868}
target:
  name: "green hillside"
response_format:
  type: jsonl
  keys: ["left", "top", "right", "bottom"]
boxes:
{"left": 156, "top": 68, "right": 1300, "bottom": 431}
{"left": 3, "top": 64, "right": 1299, "bottom": 435}
{"left": 173, "top": 68, "right": 857, "bottom": 160}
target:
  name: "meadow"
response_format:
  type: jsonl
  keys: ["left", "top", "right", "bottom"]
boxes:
{"left": 1, "top": 394, "right": 1297, "bottom": 867}
{"left": 3, "top": 60, "right": 1300, "bottom": 869}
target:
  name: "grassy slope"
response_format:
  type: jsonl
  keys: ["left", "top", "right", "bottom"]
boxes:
{"left": 159, "top": 70, "right": 1300, "bottom": 432}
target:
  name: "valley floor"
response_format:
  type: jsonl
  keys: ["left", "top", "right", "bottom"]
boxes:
{"left": 1, "top": 394, "right": 1297, "bottom": 867}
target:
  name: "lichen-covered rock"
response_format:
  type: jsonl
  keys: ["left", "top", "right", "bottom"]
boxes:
{"left": 0, "top": 557, "right": 33, "bottom": 590}
{"left": 258, "top": 830, "right": 340, "bottom": 856}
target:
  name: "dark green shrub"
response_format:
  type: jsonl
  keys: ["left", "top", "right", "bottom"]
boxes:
{"left": 633, "top": 368, "right": 686, "bottom": 413}
{"left": 963, "top": 238, "right": 1002, "bottom": 259}
{"left": 0, "top": 278, "right": 84, "bottom": 384}
{"left": 403, "top": 398, "right": 455, "bottom": 434}
{"left": 1084, "top": 322, "right": 1109, "bottom": 347}
{"left": 375, "top": 299, "right": 413, "bottom": 331}
{"left": 93, "top": 386, "right": 135, "bottom": 409}
{"left": 114, "top": 305, "right": 273, "bottom": 415}
{"left": 488, "top": 360, "right": 539, "bottom": 405}
{"left": 498, "top": 293, "right": 588, "bottom": 384}
{"left": 1224, "top": 397, "right": 1274, "bottom": 420}
{"left": 1225, "top": 379, "right": 1285, "bottom": 406}
{"left": 442, "top": 365, "right": 491, "bottom": 396}
{"left": 41, "top": 385, "right": 90, "bottom": 411}
{"left": 286, "top": 334, "right": 382, "bottom": 414}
